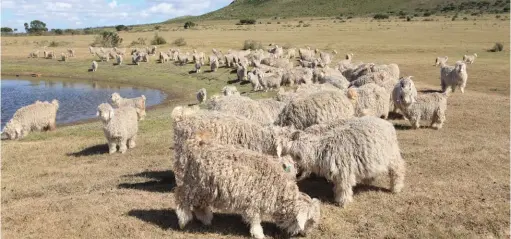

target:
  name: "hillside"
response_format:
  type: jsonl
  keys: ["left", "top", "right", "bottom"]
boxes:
{"left": 166, "top": 0, "right": 509, "bottom": 22}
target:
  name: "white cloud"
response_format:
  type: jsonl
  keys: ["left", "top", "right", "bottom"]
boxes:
{"left": 2, "top": 0, "right": 232, "bottom": 30}
{"left": 108, "top": 0, "right": 117, "bottom": 9}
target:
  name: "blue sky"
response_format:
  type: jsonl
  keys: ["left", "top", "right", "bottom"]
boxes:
{"left": 1, "top": 0, "right": 232, "bottom": 31}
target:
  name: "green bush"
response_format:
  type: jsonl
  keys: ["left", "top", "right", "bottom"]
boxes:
{"left": 54, "top": 29, "right": 64, "bottom": 35}
{"left": 91, "top": 31, "right": 123, "bottom": 47}
{"left": 115, "top": 25, "right": 129, "bottom": 31}
{"left": 184, "top": 21, "right": 197, "bottom": 29}
{"left": 150, "top": 33, "right": 166, "bottom": 45}
{"left": 242, "top": 40, "right": 262, "bottom": 50}
{"left": 173, "top": 37, "right": 186, "bottom": 46}
{"left": 83, "top": 28, "right": 95, "bottom": 35}
{"left": 239, "top": 19, "right": 257, "bottom": 25}
{"left": 373, "top": 14, "right": 390, "bottom": 20}
{"left": 48, "top": 40, "right": 70, "bottom": 47}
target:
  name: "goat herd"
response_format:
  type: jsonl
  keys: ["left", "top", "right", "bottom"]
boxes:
{"left": 14, "top": 44, "right": 475, "bottom": 238}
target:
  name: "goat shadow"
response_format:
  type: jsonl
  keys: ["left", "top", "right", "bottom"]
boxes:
{"left": 387, "top": 112, "right": 406, "bottom": 120}
{"left": 67, "top": 144, "right": 109, "bottom": 157}
{"left": 393, "top": 123, "right": 432, "bottom": 130}
{"left": 87, "top": 69, "right": 93, "bottom": 72}
{"left": 227, "top": 79, "right": 240, "bottom": 84}
{"left": 418, "top": 89, "right": 443, "bottom": 93}
{"left": 298, "top": 174, "right": 390, "bottom": 203}
{"left": 128, "top": 209, "right": 283, "bottom": 238}
{"left": 118, "top": 170, "right": 176, "bottom": 193}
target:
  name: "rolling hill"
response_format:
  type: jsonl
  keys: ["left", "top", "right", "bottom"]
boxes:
{"left": 165, "top": 0, "right": 509, "bottom": 22}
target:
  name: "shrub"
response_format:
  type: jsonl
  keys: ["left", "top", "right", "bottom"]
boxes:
{"left": 489, "top": 42, "right": 504, "bottom": 52}
{"left": 267, "top": 21, "right": 272, "bottom": 24}
{"left": 48, "top": 40, "right": 70, "bottom": 47}
{"left": 150, "top": 33, "right": 166, "bottom": 45}
{"left": 154, "top": 25, "right": 161, "bottom": 30}
{"left": 184, "top": 21, "right": 197, "bottom": 29}
{"left": 173, "top": 37, "right": 186, "bottom": 46}
{"left": 423, "top": 12, "right": 432, "bottom": 17}
{"left": 347, "top": 16, "right": 353, "bottom": 19}
{"left": 423, "top": 18, "right": 435, "bottom": 21}
{"left": 373, "top": 14, "right": 389, "bottom": 19}
{"left": 238, "top": 19, "right": 257, "bottom": 25}
{"left": 496, "top": 15, "right": 501, "bottom": 18}
{"left": 299, "top": 20, "right": 304, "bottom": 23}
{"left": 407, "top": 16, "right": 412, "bottom": 21}
{"left": 242, "top": 40, "right": 262, "bottom": 50}
{"left": 115, "top": 25, "right": 129, "bottom": 31}
{"left": 463, "top": 17, "right": 469, "bottom": 20}
{"left": 303, "top": 23, "right": 311, "bottom": 27}
{"left": 83, "top": 28, "right": 94, "bottom": 35}
{"left": 64, "top": 29, "right": 79, "bottom": 35}
{"left": 54, "top": 29, "right": 64, "bottom": 35}
{"left": 413, "top": 13, "right": 420, "bottom": 17}
{"left": 277, "top": 21, "right": 281, "bottom": 24}
{"left": 91, "top": 31, "right": 123, "bottom": 47}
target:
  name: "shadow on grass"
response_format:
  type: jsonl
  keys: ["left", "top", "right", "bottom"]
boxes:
{"left": 227, "top": 79, "right": 240, "bottom": 84}
{"left": 128, "top": 209, "right": 283, "bottom": 237}
{"left": 118, "top": 170, "right": 176, "bottom": 193}
{"left": 418, "top": 89, "right": 443, "bottom": 93}
{"left": 393, "top": 123, "right": 430, "bottom": 130}
{"left": 298, "top": 175, "right": 391, "bottom": 203}
{"left": 67, "top": 144, "right": 109, "bottom": 157}
{"left": 387, "top": 112, "right": 406, "bottom": 120}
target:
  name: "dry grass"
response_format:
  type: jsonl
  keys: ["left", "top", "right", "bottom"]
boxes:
{"left": 1, "top": 17, "right": 510, "bottom": 238}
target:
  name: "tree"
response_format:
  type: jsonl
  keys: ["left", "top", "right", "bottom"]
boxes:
{"left": 54, "top": 29, "right": 64, "bottom": 35}
{"left": 24, "top": 20, "right": 48, "bottom": 34}
{"left": 1, "top": 27, "right": 13, "bottom": 33}
{"left": 29, "top": 20, "right": 48, "bottom": 33}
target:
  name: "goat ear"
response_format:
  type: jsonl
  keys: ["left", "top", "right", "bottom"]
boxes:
{"left": 96, "top": 111, "right": 100, "bottom": 117}
{"left": 109, "top": 109, "right": 115, "bottom": 119}
{"left": 296, "top": 211, "right": 308, "bottom": 231}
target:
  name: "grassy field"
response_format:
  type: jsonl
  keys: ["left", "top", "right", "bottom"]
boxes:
{"left": 1, "top": 16, "right": 510, "bottom": 238}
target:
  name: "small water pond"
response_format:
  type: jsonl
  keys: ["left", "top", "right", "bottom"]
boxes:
{"left": 1, "top": 78, "right": 167, "bottom": 130}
